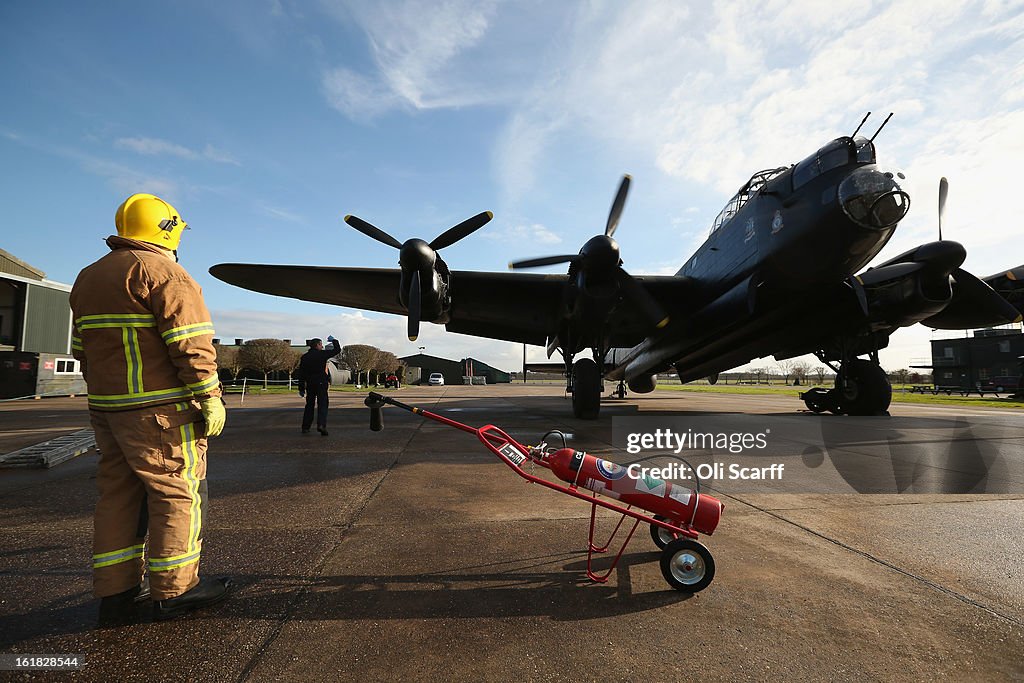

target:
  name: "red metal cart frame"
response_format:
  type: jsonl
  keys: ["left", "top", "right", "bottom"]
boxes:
{"left": 365, "top": 392, "right": 719, "bottom": 592}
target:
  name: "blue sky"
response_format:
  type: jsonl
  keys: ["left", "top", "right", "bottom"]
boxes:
{"left": 2, "top": 0, "right": 1023, "bottom": 372}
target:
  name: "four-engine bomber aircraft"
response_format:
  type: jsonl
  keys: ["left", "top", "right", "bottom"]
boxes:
{"left": 211, "top": 114, "right": 1023, "bottom": 418}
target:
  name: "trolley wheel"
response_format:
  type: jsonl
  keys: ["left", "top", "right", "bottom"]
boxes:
{"left": 649, "top": 515, "right": 679, "bottom": 550}
{"left": 660, "top": 538, "right": 715, "bottom": 593}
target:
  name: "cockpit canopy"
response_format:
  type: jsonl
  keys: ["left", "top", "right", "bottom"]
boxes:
{"left": 707, "top": 136, "right": 879, "bottom": 236}
{"left": 709, "top": 167, "right": 787, "bottom": 235}
{"left": 793, "top": 136, "right": 876, "bottom": 190}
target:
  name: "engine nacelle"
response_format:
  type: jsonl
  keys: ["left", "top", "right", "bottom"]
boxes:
{"left": 627, "top": 374, "right": 657, "bottom": 394}
{"left": 862, "top": 267, "right": 951, "bottom": 328}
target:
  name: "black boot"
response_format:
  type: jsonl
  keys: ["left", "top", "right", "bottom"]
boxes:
{"left": 317, "top": 427, "right": 328, "bottom": 436}
{"left": 97, "top": 578, "right": 149, "bottom": 627}
{"left": 153, "top": 577, "right": 232, "bottom": 621}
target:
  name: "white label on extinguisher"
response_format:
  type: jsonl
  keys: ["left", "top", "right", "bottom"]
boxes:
{"left": 669, "top": 487, "right": 692, "bottom": 505}
{"left": 586, "top": 479, "right": 621, "bottom": 499}
{"left": 498, "top": 443, "right": 527, "bottom": 466}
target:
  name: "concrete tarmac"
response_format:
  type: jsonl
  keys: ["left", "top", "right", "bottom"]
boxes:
{"left": 1, "top": 385, "right": 1022, "bottom": 681}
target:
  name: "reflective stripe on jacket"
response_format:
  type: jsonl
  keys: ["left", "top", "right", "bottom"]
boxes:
{"left": 70, "top": 236, "right": 222, "bottom": 411}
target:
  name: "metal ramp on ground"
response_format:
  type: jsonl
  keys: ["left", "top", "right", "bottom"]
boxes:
{"left": 0, "top": 429, "right": 96, "bottom": 469}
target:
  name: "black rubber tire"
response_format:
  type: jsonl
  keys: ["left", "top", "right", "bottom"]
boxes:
{"left": 802, "top": 387, "right": 830, "bottom": 413}
{"left": 660, "top": 538, "right": 715, "bottom": 593}
{"left": 650, "top": 515, "right": 679, "bottom": 549}
{"left": 837, "top": 359, "right": 891, "bottom": 415}
{"left": 571, "top": 358, "right": 601, "bottom": 419}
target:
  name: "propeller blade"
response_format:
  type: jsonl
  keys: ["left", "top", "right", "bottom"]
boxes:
{"left": 616, "top": 267, "right": 669, "bottom": 329}
{"left": 429, "top": 211, "right": 494, "bottom": 251}
{"left": 508, "top": 254, "right": 579, "bottom": 270}
{"left": 407, "top": 270, "right": 421, "bottom": 341}
{"left": 937, "top": 177, "right": 948, "bottom": 241}
{"left": 605, "top": 175, "right": 631, "bottom": 238}
{"left": 344, "top": 215, "right": 403, "bottom": 250}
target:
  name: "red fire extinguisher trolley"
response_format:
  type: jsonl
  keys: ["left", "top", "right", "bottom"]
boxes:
{"left": 365, "top": 392, "right": 723, "bottom": 592}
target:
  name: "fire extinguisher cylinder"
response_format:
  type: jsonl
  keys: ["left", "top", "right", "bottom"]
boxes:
{"left": 544, "top": 448, "right": 722, "bottom": 535}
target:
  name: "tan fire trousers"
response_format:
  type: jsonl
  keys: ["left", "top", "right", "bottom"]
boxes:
{"left": 90, "top": 401, "right": 208, "bottom": 600}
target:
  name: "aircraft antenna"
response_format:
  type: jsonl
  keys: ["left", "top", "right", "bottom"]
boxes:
{"left": 869, "top": 112, "right": 894, "bottom": 142}
{"left": 851, "top": 112, "right": 871, "bottom": 138}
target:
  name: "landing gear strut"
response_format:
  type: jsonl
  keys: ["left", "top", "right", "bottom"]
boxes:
{"left": 571, "top": 357, "right": 602, "bottom": 419}
{"left": 802, "top": 353, "right": 891, "bottom": 416}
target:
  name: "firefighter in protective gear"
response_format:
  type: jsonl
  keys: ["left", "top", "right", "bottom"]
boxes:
{"left": 71, "top": 193, "right": 231, "bottom": 622}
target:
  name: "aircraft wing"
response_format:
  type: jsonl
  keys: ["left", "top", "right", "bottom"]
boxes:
{"left": 209, "top": 263, "right": 569, "bottom": 345}
{"left": 209, "top": 264, "right": 408, "bottom": 315}
{"left": 983, "top": 266, "right": 1024, "bottom": 316}
{"left": 449, "top": 271, "right": 694, "bottom": 347}
{"left": 210, "top": 263, "right": 694, "bottom": 348}
{"left": 446, "top": 270, "right": 567, "bottom": 345}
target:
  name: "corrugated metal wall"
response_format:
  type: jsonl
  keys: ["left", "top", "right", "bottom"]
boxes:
{"left": 22, "top": 284, "right": 71, "bottom": 354}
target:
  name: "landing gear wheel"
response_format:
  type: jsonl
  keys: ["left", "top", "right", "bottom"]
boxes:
{"left": 571, "top": 358, "right": 601, "bottom": 419}
{"left": 801, "top": 387, "right": 830, "bottom": 413}
{"left": 837, "top": 359, "right": 891, "bottom": 415}
{"left": 650, "top": 514, "right": 679, "bottom": 549}
{"left": 660, "top": 538, "right": 715, "bottom": 592}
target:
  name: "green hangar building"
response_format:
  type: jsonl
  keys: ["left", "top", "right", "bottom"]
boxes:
{"left": 0, "top": 249, "right": 86, "bottom": 399}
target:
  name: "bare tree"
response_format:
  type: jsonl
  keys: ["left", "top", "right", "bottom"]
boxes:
{"left": 283, "top": 347, "right": 302, "bottom": 380}
{"left": 340, "top": 344, "right": 382, "bottom": 386}
{"left": 775, "top": 359, "right": 795, "bottom": 385}
{"left": 214, "top": 343, "right": 244, "bottom": 381}
{"left": 372, "top": 350, "right": 400, "bottom": 385}
{"left": 239, "top": 338, "right": 294, "bottom": 389}
{"left": 893, "top": 368, "right": 910, "bottom": 387}
{"left": 789, "top": 359, "right": 812, "bottom": 386}
{"left": 815, "top": 366, "right": 827, "bottom": 384}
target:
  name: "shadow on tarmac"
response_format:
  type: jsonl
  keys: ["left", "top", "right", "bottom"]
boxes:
{"left": 220, "top": 550, "right": 690, "bottom": 623}
{"left": 0, "top": 550, "right": 688, "bottom": 648}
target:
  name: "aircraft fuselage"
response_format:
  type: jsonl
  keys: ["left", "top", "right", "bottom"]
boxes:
{"left": 607, "top": 135, "right": 910, "bottom": 383}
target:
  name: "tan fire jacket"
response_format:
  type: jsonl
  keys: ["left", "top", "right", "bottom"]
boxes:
{"left": 70, "top": 236, "right": 222, "bottom": 411}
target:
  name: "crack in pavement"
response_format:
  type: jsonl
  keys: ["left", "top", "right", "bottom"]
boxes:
{"left": 236, "top": 414, "right": 422, "bottom": 683}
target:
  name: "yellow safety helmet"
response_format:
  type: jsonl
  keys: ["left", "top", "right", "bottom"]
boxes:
{"left": 114, "top": 193, "right": 189, "bottom": 250}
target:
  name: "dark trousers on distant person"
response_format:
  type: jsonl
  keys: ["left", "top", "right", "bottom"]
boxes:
{"left": 302, "top": 383, "right": 330, "bottom": 431}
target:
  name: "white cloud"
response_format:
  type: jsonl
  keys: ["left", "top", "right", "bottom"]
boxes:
{"left": 116, "top": 136, "right": 198, "bottom": 159}
{"left": 201, "top": 144, "right": 241, "bottom": 166}
{"left": 115, "top": 136, "right": 240, "bottom": 165}
{"left": 257, "top": 202, "right": 304, "bottom": 224}
{"left": 319, "top": 0, "right": 502, "bottom": 118}
{"left": 493, "top": 0, "right": 1024, "bottom": 209}
{"left": 322, "top": 66, "right": 404, "bottom": 120}
{"left": 482, "top": 221, "right": 562, "bottom": 246}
